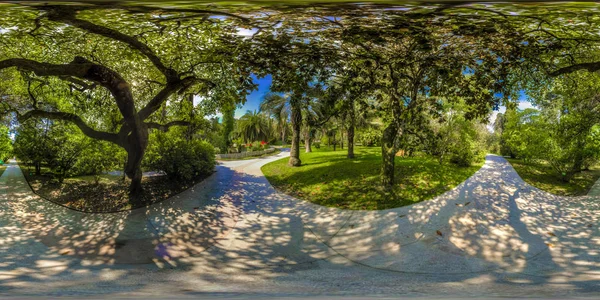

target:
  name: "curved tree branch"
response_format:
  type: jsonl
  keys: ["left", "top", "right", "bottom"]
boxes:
{"left": 549, "top": 62, "right": 600, "bottom": 76}
{"left": 0, "top": 57, "right": 140, "bottom": 130}
{"left": 18, "top": 109, "right": 119, "bottom": 144}
{"left": 138, "top": 76, "right": 214, "bottom": 121}
{"left": 43, "top": 6, "right": 179, "bottom": 81}
{"left": 145, "top": 120, "right": 191, "bottom": 132}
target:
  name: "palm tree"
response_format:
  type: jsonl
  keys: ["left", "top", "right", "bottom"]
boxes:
{"left": 260, "top": 93, "right": 290, "bottom": 146}
{"left": 302, "top": 87, "right": 328, "bottom": 153}
{"left": 260, "top": 92, "right": 303, "bottom": 165}
{"left": 236, "top": 110, "right": 271, "bottom": 143}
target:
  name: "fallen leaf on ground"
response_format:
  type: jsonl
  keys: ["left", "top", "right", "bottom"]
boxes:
{"left": 436, "top": 230, "right": 443, "bottom": 237}
{"left": 547, "top": 232, "right": 556, "bottom": 237}
{"left": 464, "top": 202, "right": 471, "bottom": 206}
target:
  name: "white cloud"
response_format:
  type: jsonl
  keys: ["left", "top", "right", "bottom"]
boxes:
{"left": 518, "top": 101, "right": 534, "bottom": 110}
{"left": 487, "top": 100, "right": 536, "bottom": 132}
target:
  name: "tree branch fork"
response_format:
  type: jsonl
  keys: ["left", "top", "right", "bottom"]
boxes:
{"left": 0, "top": 56, "right": 197, "bottom": 144}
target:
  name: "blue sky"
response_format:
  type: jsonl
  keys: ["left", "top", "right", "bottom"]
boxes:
{"left": 235, "top": 75, "right": 272, "bottom": 118}
{"left": 488, "top": 90, "right": 534, "bottom": 131}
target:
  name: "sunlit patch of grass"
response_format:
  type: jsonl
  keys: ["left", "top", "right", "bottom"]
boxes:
{"left": 0, "top": 165, "right": 6, "bottom": 177}
{"left": 507, "top": 158, "right": 600, "bottom": 196}
{"left": 262, "top": 146, "right": 482, "bottom": 210}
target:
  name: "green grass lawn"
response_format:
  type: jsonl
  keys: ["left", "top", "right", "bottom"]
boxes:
{"left": 262, "top": 146, "right": 483, "bottom": 210}
{"left": 507, "top": 158, "right": 600, "bottom": 196}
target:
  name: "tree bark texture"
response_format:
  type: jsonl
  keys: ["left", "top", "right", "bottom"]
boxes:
{"left": 304, "top": 126, "right": 312, "bottom": 153}
{"left": 381, "top": 122, "right": 398, "bottom": 187}
{"left": 289, "top": 97, "right": 302, "bottom": 166}
{"left": 347, "top": 118, "right": 355, "bottom": 159}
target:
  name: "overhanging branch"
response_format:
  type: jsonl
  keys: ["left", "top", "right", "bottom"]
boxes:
{"left": 0, "top": 57, "right": 139, "bottom": 130}
{"left": 138, "top": 76, "right": 213, "bottom": 121}
{"left": 549, "top": 62, "right": 600, "bottom": 76}
{"left": 44, "top": 7, "right": 178, "bottom": 80}
{"left": 18, "top": 109, "right": 119, "bottom": 144}
{"left": 145, "top": 120, "right": 191, "bottom": 132}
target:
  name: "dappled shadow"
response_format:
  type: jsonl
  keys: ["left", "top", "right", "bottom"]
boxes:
{"left": 0, "top": 153, "right": 599, "bottom": 296}
{"left": 286, "top": 155, "right": 599, "bottom": 290}
{"left": 0, "top": 161, "right": 247, "bottom": 294}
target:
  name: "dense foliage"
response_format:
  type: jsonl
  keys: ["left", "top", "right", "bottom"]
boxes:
{"left": 13, "top": 119, "right": 124, "bottom": 182}
{"left": 498, "top": 73, "right": 600, "bottom": 182}
{"left": 0, "top": 125, "right": 11, "bottom": 162}
{"left": 145, "top": 130, "right": 215, "bottom": 182}
{"left": 2, "top": 2, "right": 600, "bottom": 204}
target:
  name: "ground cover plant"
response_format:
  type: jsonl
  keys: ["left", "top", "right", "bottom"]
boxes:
{"left": 1, "top": 2, "right": 600, "bottom": 210}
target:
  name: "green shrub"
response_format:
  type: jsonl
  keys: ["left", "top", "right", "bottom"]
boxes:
{"left": 146, "top": 135, "right": 215, "bottom": 181}
{"left": 73, "top": 141, "right": 125, "bottom": 182}
{"left": 450, "top": 143, "right": 475, "bottom": 167}
{"left": 0, "top": 125, "right": 12, "bottom": 163}
{"left": 357, "top": 128, "right": 382, "bottom": 147}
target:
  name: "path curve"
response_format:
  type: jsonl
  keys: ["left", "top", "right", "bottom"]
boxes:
{"left": 0, "top": 153, "right": 598, "bottom": 297}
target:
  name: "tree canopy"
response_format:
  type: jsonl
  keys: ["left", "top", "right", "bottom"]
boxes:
{"left": 3, "top": 1, "right": 600, "bottom": 199}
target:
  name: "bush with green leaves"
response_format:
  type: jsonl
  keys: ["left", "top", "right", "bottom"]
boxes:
{"left": 357, "top": 127, "right": 382, "bottom": 147}
{"left": 430, "top": 100, "right": 487, "bottom": 167}
{"left": 46, "top": 128, "right": 89, "bottom": 183}
{"left": 500, "top": 104, "right": 600, "bottom": 182}
{"left": 73, "top": 141, "right": 126, "bottom": 183}
{"left": 0, "top": 125, "right": 12, "bottom": 162}
{"left": 145, "top": 132, "right": 216, "bottom": 182}
{"left": 445, "top": 121, "right": 487, "bottom": 167}
{"left": 13, "top": 120, "right": 92, "bottom": 181}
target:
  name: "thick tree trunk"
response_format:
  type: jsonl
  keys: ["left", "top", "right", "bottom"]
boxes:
{"left": 35, "top": 162, "right": 41, "bottom": 176}
{"left": 289, "top": 98, "right": 302, "bottom": 166}
{"left": 124, "top": 126, "right": 149, "bottom": 201}
{"left": 281, "top": 127, "right": 286, "bottom": 146}
{"left": 333, "top": 131, "right": 337, "bottom": 151}
{"left": 347, "top": 122, "right": 355, "bottom": 159}
{"left": 340, "top": 127, "right": 344, "bottom": 150}
{"left": 347, "top": 104, "right": 355, "bottom": 158}
{"left": 381, "top": 122, "right": 398, "bottom": 188}
{"left": 129, "top": 167, "right": 143, "bottom": 198}
{"left": 122, "top": 157, "right": 127, "bottom": 181}
{"left": 305, "top": 127, "right": 312, "bottom": 153}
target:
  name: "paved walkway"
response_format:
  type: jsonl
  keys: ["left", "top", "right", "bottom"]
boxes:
{"left": 0, "top": 153, "right": 598, "bottom": 297}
